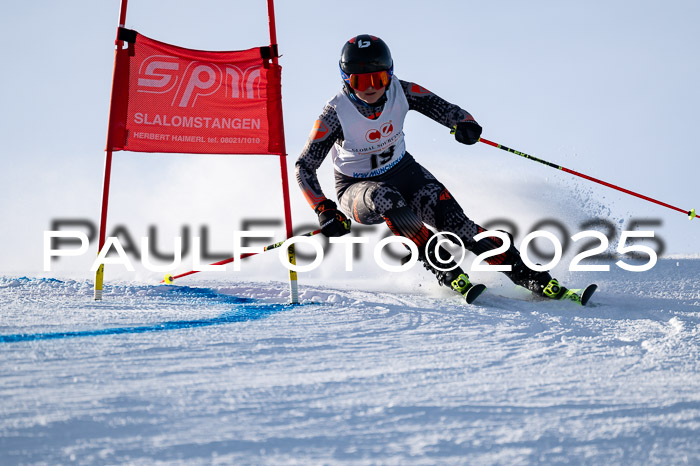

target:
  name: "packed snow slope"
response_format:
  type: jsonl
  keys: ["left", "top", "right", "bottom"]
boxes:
{"left": 1, "top": 259, "right": 699, "bottom": 464}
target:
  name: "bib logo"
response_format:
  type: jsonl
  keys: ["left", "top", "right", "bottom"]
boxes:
{"left": 365, "top": 121, "right": 394, "bottom": 143}
{"left": 137, "top": 56, "right": 262, "bottom": 107}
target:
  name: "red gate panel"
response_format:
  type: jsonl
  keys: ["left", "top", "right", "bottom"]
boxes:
{"left": 107, "top": 28, "right": 283, "bottom": 155}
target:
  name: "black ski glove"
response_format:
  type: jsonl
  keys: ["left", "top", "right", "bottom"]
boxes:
{"left": 452, "top": 121, "right": 483, "bottom": 145}
{"left": 315, "top": 199, "right": 351, "bottom": 237}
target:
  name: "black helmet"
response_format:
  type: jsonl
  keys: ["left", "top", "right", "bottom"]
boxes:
{"left": 339, "top": 35, "right": 394, "bottom": 92}
{"left": 339, "top": 34, "right": 393, "bottom": 74}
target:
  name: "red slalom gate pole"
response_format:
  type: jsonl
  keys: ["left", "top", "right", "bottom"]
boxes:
{"left": 161, "top": 229, "right": 322, "bottom": 284}
{"left": 266, "top": 0, "right": 300, "bottom": 304}
{"left": 94, "top": 0, "right": 130, "bottom": 301}
{"left": 478, "top": 137, "right": 697, "bottom": 221}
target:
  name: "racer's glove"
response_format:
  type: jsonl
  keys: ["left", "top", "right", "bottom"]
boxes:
{"left": 315, "top": 199, "right": 351, "bottom": 237}
{"left": 451, "top": 121, "right": 483, "bottom": 145}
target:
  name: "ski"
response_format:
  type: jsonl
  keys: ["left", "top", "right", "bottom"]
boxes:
{"left": 505, "top": 283, "right": 598, "bottom": 306}
{"left": 448, "top": 273, "right": 487, "bottom": 305}
{"left": 559, "top": 284, "right": 598, "bottom": 306}
{"left": 463, "top": 283, "right": 487, "bottom": 304}
{"left": 579, "top": 284, "right": 598, "bottom": 306}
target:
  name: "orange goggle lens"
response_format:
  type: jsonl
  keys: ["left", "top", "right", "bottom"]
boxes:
{"left": 348, "top": 71, "right": 390, "bottom": 92}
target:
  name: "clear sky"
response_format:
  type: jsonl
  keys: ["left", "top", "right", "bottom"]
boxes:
{"left": 1, "top": 0, "right": 698, "bottom": 278}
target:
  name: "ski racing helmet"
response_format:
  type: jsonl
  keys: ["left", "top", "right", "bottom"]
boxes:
{"left": 339, "top": 34, "right": 394, "bottom": 92}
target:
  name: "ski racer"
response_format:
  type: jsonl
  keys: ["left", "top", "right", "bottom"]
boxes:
{"left": 295, "top": 34, "right": 575, "bottom": 303}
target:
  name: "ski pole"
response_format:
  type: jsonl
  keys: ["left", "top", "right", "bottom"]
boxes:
{"left": 478, "top": 137, "right": 697, "bottom": 221}
{"left": 161, "top": 229, "right": 322, "bottom": 284}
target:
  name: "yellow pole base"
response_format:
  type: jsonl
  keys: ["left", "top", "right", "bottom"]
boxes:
{"left": 94, "top": 264, "right": 104, "bottom": 301}
{"left": 287, "top": 243, "right": 299, "bottom": 304}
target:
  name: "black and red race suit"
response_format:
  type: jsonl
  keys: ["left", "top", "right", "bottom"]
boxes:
{"left": 295, "top": 78, "right": 553, "bottom": 292}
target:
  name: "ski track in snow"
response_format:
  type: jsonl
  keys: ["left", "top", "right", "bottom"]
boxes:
{"left": 1, "top": 260, "right": 699, "bottom": 464}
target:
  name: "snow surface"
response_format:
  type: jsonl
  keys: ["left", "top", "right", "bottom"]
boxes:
{"left": 1, "top": 259, "right": 699, "bottom": 464}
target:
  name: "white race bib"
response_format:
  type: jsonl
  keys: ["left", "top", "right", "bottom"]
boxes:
{"left": 329, "top": 78, "right": 409, "bottom": 178}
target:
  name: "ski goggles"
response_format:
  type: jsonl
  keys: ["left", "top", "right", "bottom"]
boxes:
{"left": 343, "top": 70, "right": 392, "bottom": 92}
